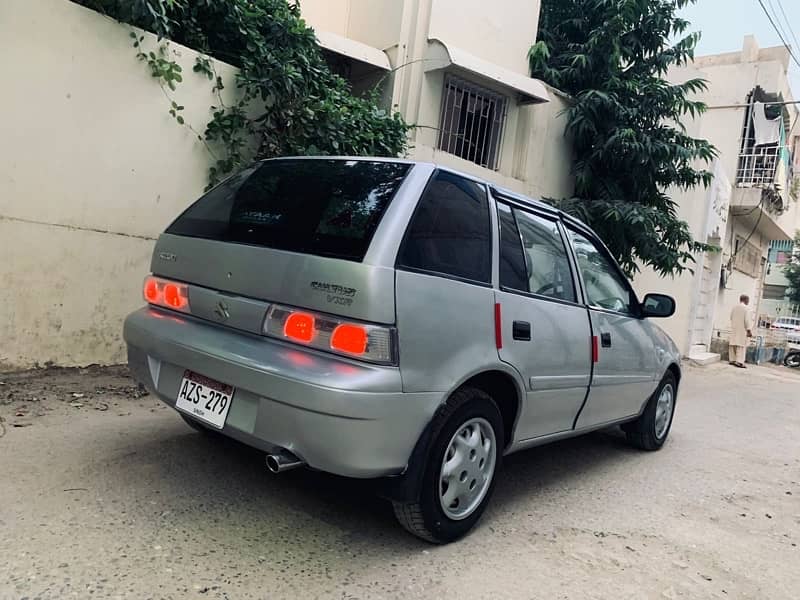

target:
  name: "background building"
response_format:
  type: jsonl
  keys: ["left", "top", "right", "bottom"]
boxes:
{"left": 300, "top": 0, "right": 574, "bottom": 199}
{"left": 634, "top": 36, "right": 800, "bottom": 359}
{"left": 761, "top": 239, "right": 798, "bottom": 319}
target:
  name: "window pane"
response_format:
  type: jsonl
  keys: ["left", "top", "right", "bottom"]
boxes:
{"left": 399, "top": 171, "right": 491, "bottom": 283}
{"left": 569, "top": 229, "right": 634, "bottom": 314}
{"left": 166, "top": 159, "right": 411, "bottom": 261}
{"left": 513, "top": 209, "right": 576, "bottom": 302}
{"left": 497, "top": 203, "right": 529, "bottom": 291}
{"left": 437, "top": 76, "right": 508, "bottom": 170}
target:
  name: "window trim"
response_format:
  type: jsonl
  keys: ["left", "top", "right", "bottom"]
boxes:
{"left": 395, "top": 169, "right": 494, "bottom": 287}
{"left": 563, "top": 223, "right": 643, "bottom": 318}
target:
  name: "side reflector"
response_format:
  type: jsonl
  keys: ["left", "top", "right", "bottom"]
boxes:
{"left": 284, "top": 312, "right": 315, "bottom": 343}
{"left": 592, "top": 335, "right": 599, "bottom": 363}
{"left": 494, "top": 303, "right": 503, "bottom": 349}
{"left": 331, "top": 324, "right": 368, "bottom": 355}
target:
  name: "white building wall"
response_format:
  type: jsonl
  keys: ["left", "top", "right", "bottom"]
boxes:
{"left": 0, "top": 0, "right": 241, "bottom": 370}
{"left": 427, "top": 0, "right": 540, "bottom": 74}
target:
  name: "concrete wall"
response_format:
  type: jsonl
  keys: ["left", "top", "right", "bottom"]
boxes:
{"left": 347, "top": 0, "right": 404, "bottom": 50}
{"left": 302, "top": 0, "right": 402, "bottom": 51}
{"left": 300, "top": 0, "right": 351, "bottom": 37}
{"left": 428, "top": 0, "right": 540, "bottom": 74}
{"left": 0, "top": 0, "right": 239, "bottom": 370}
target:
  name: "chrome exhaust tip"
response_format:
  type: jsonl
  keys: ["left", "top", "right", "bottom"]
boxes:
{"left": 266, "top": 450, "right": 304, "bottom": 474}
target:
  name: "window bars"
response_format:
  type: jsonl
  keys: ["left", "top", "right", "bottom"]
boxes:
{"left": 437, "top": 75, "right": 509, "bottom": 171}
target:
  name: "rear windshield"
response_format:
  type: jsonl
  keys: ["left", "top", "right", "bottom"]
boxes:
{"left": 166, "top": 159, "right": 411, "bottom": 261}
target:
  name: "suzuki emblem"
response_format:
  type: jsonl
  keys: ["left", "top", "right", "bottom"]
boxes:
{"left": 214, "top": 300, "right": 231, "bottom": 321}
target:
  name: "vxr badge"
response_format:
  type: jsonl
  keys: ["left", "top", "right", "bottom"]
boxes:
{"left": 214, "top": 300, "right": 231, "bottom": 321}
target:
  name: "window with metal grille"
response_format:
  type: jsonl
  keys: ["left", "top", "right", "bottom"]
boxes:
{"left": 437, "top": 76, "right": 509, "bottom": 170}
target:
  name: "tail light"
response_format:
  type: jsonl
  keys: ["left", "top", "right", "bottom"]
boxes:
{"left": 143, "top": 276, "right": 190, "bottom": 313}
{"left": 264, "top": 304, "right": 395, "bottom": 364}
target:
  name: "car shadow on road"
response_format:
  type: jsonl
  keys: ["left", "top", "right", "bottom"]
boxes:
{"left": 101, "top": 417, "right": 644, "bottom": 551}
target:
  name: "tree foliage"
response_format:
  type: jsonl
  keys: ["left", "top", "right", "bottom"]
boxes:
{"left": 73, "top": 0, "right": 409, "bottom": 185}
{"left": 529, "top": 0, "right": 716, "bottom": 276}
{"left": 783, "top": 232, "right": 800, "bottom": 305}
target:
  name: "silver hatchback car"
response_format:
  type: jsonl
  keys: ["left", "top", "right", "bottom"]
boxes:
{"left": 124, "top": 157, "right": 681, "bottom": 543}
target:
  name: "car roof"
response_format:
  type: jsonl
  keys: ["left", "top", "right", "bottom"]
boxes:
{"left": 268, "top": 155, "right": 571, "bottom": 223}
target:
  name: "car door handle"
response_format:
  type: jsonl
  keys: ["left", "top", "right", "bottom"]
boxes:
{"left": 601, "top": 332, "right": 612, "bottom": 347}
{"left": 513, "top": 321, "right": 531, "bottom": 341}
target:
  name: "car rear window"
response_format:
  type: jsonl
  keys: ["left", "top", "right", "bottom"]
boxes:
{"left": 166, "top": 159, "right": 411, "bottom": 261}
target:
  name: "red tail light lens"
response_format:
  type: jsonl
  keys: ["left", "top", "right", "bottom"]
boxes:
{"left": 331, "top": 324, "right": 368, "bottom": 355}
{"left": 142, "top": 276, "right": 190, "bottom": 313}
{"left": 284, "top": 312, "right": 316, "bottom": 343}
{"left": 263, "top": 304, "right": 396, "bottom": 364}
{"left": 144, "top": 277, "right": 160, "bottom": 303}
{"left": 163, "top": 283, "right": 187, "bottom": 309}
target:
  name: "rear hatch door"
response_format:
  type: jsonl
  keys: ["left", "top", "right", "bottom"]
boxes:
{"left": 151, "top": 159, "right": 412, "bottom": 329}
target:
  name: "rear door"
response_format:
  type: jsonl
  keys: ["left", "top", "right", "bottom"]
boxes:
{"left": 565, "top": 227, "right": 658, "bottom": 428}
{"left": 394, "top": 170, "right": 498, "bottom": 393}
{"left": 494, "top": 199, "right": 592, "bottom": 440}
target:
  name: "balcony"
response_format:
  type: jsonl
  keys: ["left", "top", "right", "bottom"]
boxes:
{"left": 730, "top": 186, "right": 794, "bottom": 241}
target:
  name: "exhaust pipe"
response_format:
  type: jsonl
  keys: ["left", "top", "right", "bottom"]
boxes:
{"left": 266, "top": 449, "right": 304, "bottom": 473}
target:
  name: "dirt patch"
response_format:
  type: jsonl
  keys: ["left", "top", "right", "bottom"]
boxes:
{"left": 0, "top": 364, "right": 148, "bottom": 433}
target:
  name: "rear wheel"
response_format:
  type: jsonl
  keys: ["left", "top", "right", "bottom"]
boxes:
{"left": 784, "top": 351, "right": 800, "bottom": 368}
{"left": 392, "top": 386, "right": 503, "bottom": 544}
{"left": 623, "top": 373, "right": 676, "bottom": 451}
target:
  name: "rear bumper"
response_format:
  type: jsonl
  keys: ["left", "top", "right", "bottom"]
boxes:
{"left": 123, "top": 307, "right": 442, "bottom": 478}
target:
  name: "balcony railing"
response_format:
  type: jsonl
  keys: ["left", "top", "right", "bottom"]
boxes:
{"left": 735, "top": 144, "right": 787, "bottom": 187}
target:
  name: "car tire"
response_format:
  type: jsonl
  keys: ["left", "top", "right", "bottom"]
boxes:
{"left": 392, "top": 386, "right": 504, "bottom": 544}
{"left": 623, "top": 372, "right": 677, "bottom": 451}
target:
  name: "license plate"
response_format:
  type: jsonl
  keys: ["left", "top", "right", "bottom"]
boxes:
{"left": 175, "top": 371, "right": 234, "bottom": 429}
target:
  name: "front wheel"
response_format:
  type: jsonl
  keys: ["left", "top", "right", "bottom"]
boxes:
{"left": 784, "top": 351, "right": 800, "bottom": 368}
{"left": 623, "top": 373, "right": 677, "bottom": 451}
{"left": 392, "top": 386, "right": 504, "bottom": 544}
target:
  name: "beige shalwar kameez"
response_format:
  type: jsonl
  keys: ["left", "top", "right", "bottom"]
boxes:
{"left": 730, "top": 303, "right": 752, "bottom": 365}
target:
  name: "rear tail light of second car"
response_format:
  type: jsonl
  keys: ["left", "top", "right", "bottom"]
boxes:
{"left": 143, "top": 276, "right": 191, "bottom": 313}
{"left": 263, "top": 304, "right": 395, "bottom": 365}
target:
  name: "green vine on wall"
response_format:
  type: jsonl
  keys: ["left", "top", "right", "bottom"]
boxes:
{"left": 74, "top": 0, "right": 410, "bottom": 188}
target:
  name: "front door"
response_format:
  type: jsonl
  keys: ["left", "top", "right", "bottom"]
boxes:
{"left": 494, "top": 201, "right": 592, "bottom": 440}
{"left": 565, "top": 227, "right": 658, "bottom": 428}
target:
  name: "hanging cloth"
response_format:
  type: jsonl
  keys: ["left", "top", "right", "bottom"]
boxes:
{"left": 752, "top": 101, "right": 782, "bottom": 146}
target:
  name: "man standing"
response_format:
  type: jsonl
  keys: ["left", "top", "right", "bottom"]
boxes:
{"left": 730, "top": 294, "right": 753, "bottom": 368}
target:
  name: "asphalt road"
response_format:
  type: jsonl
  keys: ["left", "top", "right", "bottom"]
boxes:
{"left": 1, "top": 363, "right": 799, "bottom": 599}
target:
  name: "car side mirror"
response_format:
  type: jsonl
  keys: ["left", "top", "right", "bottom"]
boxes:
{"left": 641, "top": 293, "right": 675, "bottom": 318}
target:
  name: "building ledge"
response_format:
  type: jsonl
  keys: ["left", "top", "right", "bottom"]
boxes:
{"left": 315, "top": 30, "right": 391, "bottom": 71}
{"left": 424, "top": 39, "right": 549, "bottom": 104}
{"left": 730, "top": 186, "right": 793, "bottom": 241}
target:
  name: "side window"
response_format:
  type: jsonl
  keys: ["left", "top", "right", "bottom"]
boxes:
{"left": 498, "top": 202, "right": 576, "bottom": 302}
{"left": 398, "top": 171, "right": 491, "bottom": 283}
{"left": 568, "top": 229, "right": 634, "bottom": 314}
{"left": 497, "top": 203, "right": 528, "bottom": 291}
